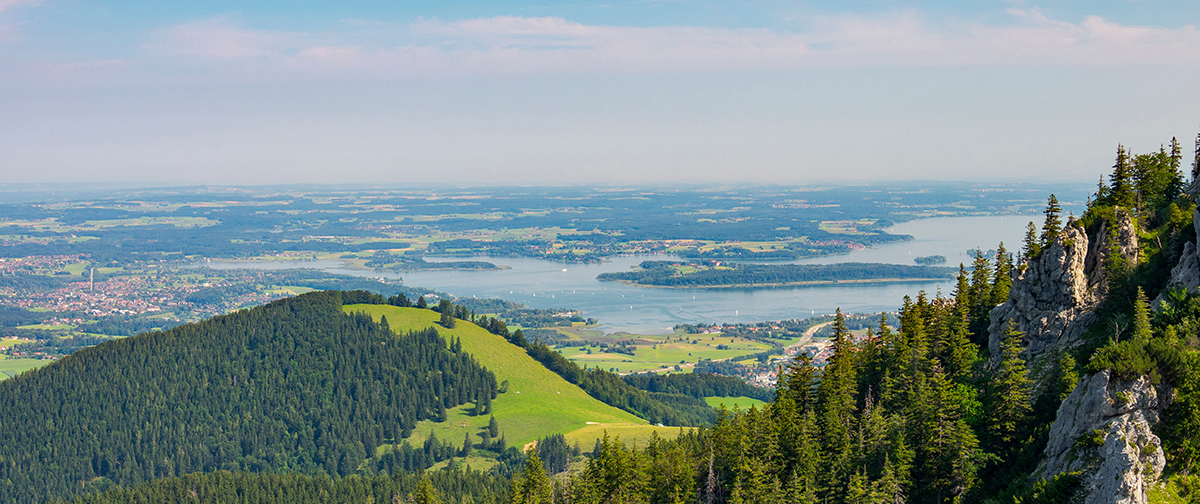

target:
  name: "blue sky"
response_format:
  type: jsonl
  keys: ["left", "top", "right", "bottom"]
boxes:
{"left": 1, "top": 1, "right": 1198, "bottom": 185}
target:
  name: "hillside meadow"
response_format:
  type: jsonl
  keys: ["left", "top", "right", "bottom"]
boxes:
{"left": 345, "top": 305, "right": 684, "bottom": 450}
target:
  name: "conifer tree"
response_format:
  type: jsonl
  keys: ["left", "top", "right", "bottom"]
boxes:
{"left": 968, "top": 251, "right": 993, "bottom": 339}
{"left": 1040, "top": 194, "right": 1062, "bottom": 249}
{"left": 488, "top": 415, "right": 500, "bottom": 438}
{"left": 412, "top": 474, "right": 445, "bottom": 504}
{"left": 1111, "top": 144, "right": 1135, "bottom": 208}
{"left": 983, "top": 326, "right": 1032, "bottom": 452}
{"left": 1193, "top": 131, "right": 1200, "bottom": 181}
{"left": 817, "top": 309, "right": 859, "bottom": 494}
{"left": 1171, "top": 137, "right": 1184, "bottom": 176}
{"left": 510, "top": 455, "right": 553, "bottom": 504}
{"left": 1022, "top": 221, "right": 1040, "bottom": 263}
{"left": 953, "top": 265, "right": 970, "bottom": 310}
{"left": 991, "top": 242, "right": 1013, "bottom": 306}
{"left": 1132, "top": 286, "right": 1152, "bottom": 341}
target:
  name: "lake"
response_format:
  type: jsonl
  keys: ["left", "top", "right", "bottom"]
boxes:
{"left": 204, "top": 215, "right": 1034, "bottom": 334}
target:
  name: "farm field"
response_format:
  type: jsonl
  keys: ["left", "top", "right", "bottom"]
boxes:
{"left": 0, "top": 357, "right": 51, "bottom": 379}
{"left": 561, "top": 423, "right": 691, "bottom": 450}
{"left": 548, "top": 328, "right": 774, "bottom": 374}
{"left": 704, "top": 396, "right": 769, "bottom": 411}
{"left": 346, "top": 305, "right": 646, "bottom": 448}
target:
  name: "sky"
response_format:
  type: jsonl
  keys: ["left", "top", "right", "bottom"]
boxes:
{"left": 1, "top": 1, "right": 1198, "bottom": 185}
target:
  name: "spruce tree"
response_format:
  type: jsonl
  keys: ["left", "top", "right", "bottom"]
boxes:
{"left": 1040, "top": 194, "right": 1062, "bottom": 249}
{"left": 1193, "top": 131, "right": 1200, "bottom": 181}
{"left": 991, "top": 242, "right": 1013, "bottom": 306}
{"left": 1111, "top": 144, "right": 1135, "bottom": 208}
{"left": 1022, "top": 221, "right": 1039, "bottom": 263}
{"left": 984, "top": 325, "right": 1032, "bottom": 452}
{"left": 817, "top": 308, "right": 858, "bottom": 492}
{"left": 511, "top": 455, "right": 553, "bottom": 504}
{"left": 488, "top": 414, "right": 500, "bottom": 438}
{"left": 412, "top": 474, "right": 445, "bottom": 504}
{"left": 1132, "top": 286, "right": 1152, "bottom": 342}
{"left": 968, "top": 251, "right": 993, "bottom": 340}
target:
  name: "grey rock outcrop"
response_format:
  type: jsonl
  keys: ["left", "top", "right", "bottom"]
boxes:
{"left": 988, "top": 211, "right": 1138, "bottom": 365}
{"left": 1037, "top": 371, "right": 1169, "bottom": 504}
{"left": 987, "top": 223, "right": 1100, "bottom": 361}
{"left": 1164, "top": 206, "right": 1200, "bottom": 295}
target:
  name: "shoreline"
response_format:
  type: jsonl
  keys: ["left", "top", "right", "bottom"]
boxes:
{"left": 600, "top": 277, "right": 953, "bottom": 290}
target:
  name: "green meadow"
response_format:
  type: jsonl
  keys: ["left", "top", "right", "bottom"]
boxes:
{"left": 704, "top": 396, "right": 768, "bottom": 411}
{"left": 550, "top": 329, "right": 774, "bottom": 374}
{"left": 0, "top": 357, "right": 51, "bottom": 379}
{"left": 345, "top": 305, "right": 646, "bottom": 448}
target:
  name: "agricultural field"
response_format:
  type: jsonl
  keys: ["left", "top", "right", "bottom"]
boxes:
{"left": 345, "top": 305, "right": 646, "bottom": 449}
{"left": 704, "top": 396, "right": 769, "bottom": 411}
{"left": 546, "top": 328, "right": 774, "bottom": 374}
{"left": 0, "top": 357, "right": 50, "bottom": 379}
{"left": 562, "top": 423, "right": 689, "bottom": 450}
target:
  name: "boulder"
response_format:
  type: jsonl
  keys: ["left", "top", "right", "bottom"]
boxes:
{"left": 1037, "top": 371, "right": 1169, "bottom": 504}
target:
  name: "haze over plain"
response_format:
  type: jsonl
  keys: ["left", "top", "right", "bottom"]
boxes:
{"left": 1, "top": 0, "right": 1197, "bottom": 184}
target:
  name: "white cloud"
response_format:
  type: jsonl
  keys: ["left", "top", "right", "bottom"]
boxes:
{"left": 0, "top": 0, "right": 38, "bottom": 13}
{"left": 146, "top": 19, "right": 301, "bottom": 60}
{"left": 148, "top": 12, "right": 1200, "bottom": 74}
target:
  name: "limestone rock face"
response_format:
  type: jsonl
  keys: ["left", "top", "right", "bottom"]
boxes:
{"left": 987, "top": 223, "right": 1099, "bottom": 360}
{"left": 988, "top": 210, "right": 1138, "bottom": 364}
{"left": 1086, "top": 210, "right": 1139, "bottom": 299}
{"left": 1038, "top": 371, "right": 1168, "bottom": 504}
{"left": 1164, "top": 206, "right": 1200, "bottom": 294}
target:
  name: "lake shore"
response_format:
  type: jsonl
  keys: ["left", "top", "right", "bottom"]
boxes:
{"left": 601, "top": 277, "right": 954, "bottom": 290}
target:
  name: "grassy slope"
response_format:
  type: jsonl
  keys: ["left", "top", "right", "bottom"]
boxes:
{"left": 704, "top": 396, "right": 768, "bottom": 410}
{"left": 345, "top": 305, "right": 647, "bottom": 446}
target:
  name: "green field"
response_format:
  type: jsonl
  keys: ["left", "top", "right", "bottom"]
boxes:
{"left": 0, "top": 357, "right": 51, "bottom": 379}
{"left": 704, "top": 396, "right": 768, "bottom": 411}
{"left": 346, "top": 305, "right": 646, "bottom": 448}
{"left": 550, "top": 329, "right": 773, "bottom": 374}
{"left": 562, "top": 423, "right": 690, "bottom": 450}
{"left": 0, "top": 338, "right": 34, "bottom": 348}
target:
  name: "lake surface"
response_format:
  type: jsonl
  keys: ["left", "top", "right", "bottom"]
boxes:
{"left": 204, "top": 215, "right": 1033, "bottom": 334}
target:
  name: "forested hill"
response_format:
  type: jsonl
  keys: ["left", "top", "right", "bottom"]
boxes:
{"left": 0, "top": 291, "right": 497, "bottom": 504}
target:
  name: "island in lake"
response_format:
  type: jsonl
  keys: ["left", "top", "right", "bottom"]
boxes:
{"left": 914, "top": 254, "right": 947, "bottom": 265}
{"left": 597, "top": 260, "right": 955, "bottom": 289}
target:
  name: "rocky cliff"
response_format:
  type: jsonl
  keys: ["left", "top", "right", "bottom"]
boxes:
{"left": 988, "top": 210, "right": 1162, "bottom": 502}
{"left": 1037, "top": 371, "right": 1170, "bottom": 504}
{"left": 987, "top": 212, "right": 1138, "bottom": 367}
{"left": 1165, "top": 205, "right": 1200, "bottom": 295}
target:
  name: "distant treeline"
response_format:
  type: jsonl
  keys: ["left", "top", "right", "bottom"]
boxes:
{"left": 364, "top": 250, "right": 499, "bottom": 271}
{"left": 676, "top": 243, "right": 854, "bottom": 260}
{"left": 598, "top": 261, "right": 955, "bottom": 287}
{"left": 621, "top": 372, "right": 774, "bottom": 402}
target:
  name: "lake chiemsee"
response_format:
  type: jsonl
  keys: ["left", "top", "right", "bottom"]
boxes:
{"left": 205, "top": 215, "right": 1034, "bottom": 334}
